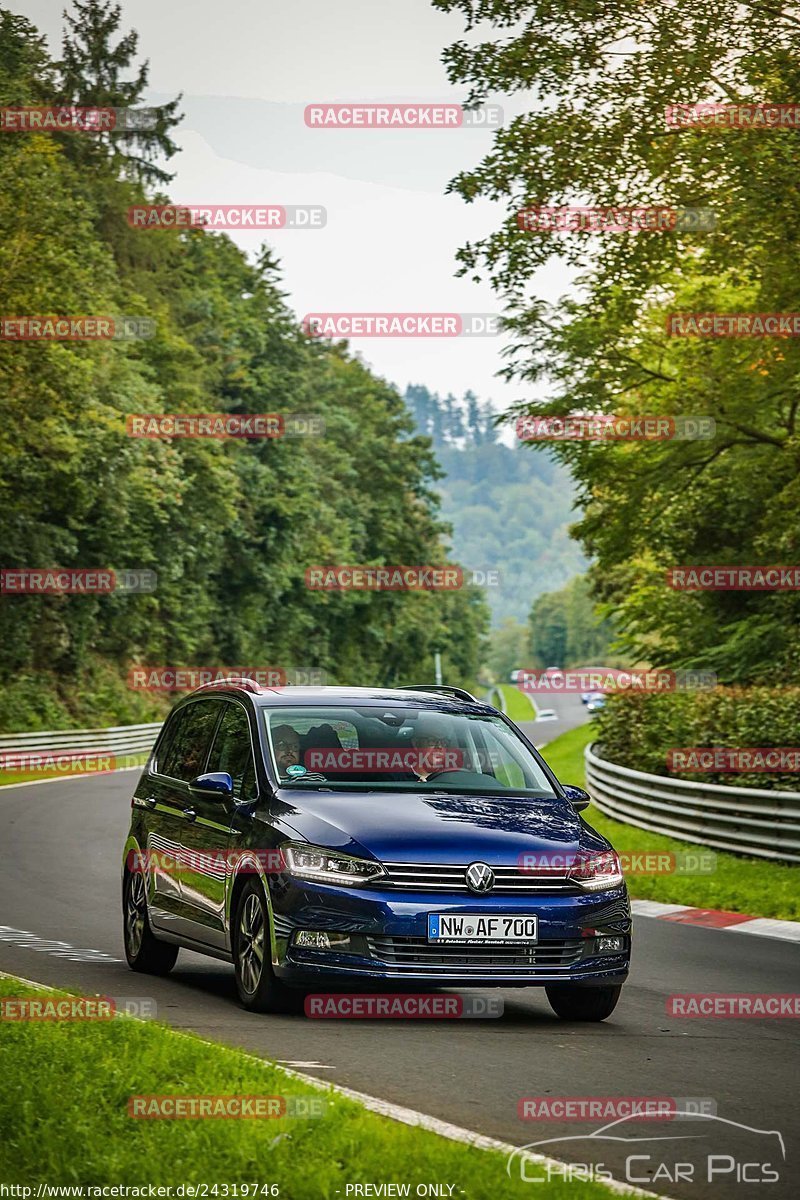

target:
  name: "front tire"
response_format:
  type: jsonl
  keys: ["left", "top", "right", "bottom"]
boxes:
{"left": 546, "top": 984, "right": 622, "bottom": 1022}
{"left": 233, "top": 879, "right": 296, "bottom": 1013}
{"left": 123, "top": 868, "right": 179, "bottom": 975}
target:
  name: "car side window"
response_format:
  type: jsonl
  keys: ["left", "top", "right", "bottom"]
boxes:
{"left": 206, "top": 702, "right": 258, "bottom": 802}
{"left": 158, "top": 700, "right": 224, "bottom": 782}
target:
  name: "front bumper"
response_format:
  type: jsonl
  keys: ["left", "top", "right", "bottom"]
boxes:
{"left": 267, "top": 878, "right": 631, "bottom": 988}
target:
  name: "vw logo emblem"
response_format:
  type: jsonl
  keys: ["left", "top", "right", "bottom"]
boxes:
{"left": 465, "top": 861, "right": 495, "bottom": 894}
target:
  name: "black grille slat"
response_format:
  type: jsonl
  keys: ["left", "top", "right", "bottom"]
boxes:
{"left": 367, "top": 936, "right": 584, "bottom": 970}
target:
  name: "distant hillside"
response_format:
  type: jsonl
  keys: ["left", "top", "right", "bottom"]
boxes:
{"left": 404, "top": 385, "right": 586, "bottom": 625}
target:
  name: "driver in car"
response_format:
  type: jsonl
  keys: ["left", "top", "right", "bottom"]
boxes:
{"left": 410, "top": 717, "right": 460, "bottom": 780}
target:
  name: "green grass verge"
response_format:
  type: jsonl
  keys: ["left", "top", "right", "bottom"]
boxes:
{"left": 539, "top": 723, "right": 800, "bottom": 921}
{"left": 0, "top": 753, "right": 148, "bottom": 788}
{"left": 495, "top": 684, "right": 537, "bottom": 723}
{"left": 0, "top": 976, "right": 618, "bottom": 1198}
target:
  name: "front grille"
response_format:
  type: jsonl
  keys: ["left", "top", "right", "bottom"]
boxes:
{"left": 377, "top": 862, "right": 579, "bottom": 894}
{"left": 366, "top": 935, "right": 584, "bottom": 972}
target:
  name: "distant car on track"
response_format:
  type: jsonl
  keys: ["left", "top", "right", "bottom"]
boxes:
{"left": 122, "top": 681, "right": 630, "bottom": 1020}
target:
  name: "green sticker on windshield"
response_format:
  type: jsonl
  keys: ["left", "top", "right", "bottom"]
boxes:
{"left": 286, "top": 764, "right": 307, "bottom": 776}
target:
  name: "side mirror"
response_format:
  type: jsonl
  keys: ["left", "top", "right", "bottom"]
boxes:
{"left": 189, "top": 771, "right": 233, "bottom": 798}
{"left": 561, "top": 784, "right": 590, "bottom": 812}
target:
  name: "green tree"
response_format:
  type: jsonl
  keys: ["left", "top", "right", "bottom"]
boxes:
{"left": 57, "top": 0, "right": 181, "bottom": 184}
{"left": 434, "top": 0, "right": 800, "bottom": 682}
{"left": 0, "top": 3, "right": 490, "bottom": 727}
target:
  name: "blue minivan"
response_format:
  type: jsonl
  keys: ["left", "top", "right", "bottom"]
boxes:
{"left": 122, "top": 682, "right": 630, "bottom": 1020}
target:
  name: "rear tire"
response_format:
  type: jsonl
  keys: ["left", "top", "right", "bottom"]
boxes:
{"left": 233, "top": 879, "right": 297, "bottom": 1013}
{"left": 123, "top": 868, "right": 179, "bottom": 975}
{"left": 546, "top": 984, "right": 622, "bottom": 1022}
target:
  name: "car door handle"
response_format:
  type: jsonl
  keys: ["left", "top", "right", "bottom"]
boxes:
{"left": 144, "top": 796, "right": 158, "bottom": 808}
{"left": 182, "top": 807, "right": 198, "bottom": 822}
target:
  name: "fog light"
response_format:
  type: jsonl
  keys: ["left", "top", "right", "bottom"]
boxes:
{"left": 596, "top": 935, "right": 625, "bottom": 953}
{"left": 293, "top": 930, "right": 351, "bottom": 950}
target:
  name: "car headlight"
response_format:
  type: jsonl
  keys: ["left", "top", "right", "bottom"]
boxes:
{"left": 282, "top": 842, "right": 386, "bottom": 886}
{"left": 569, "top": 850, "right": 624, "bottom": 891}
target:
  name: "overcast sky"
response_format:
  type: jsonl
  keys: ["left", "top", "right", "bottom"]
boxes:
{"left": 18, "top": 0, "right": 564, "bottom": 412}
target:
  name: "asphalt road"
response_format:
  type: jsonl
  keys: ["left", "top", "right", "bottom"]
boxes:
{"left": 1, "top": 769, "right": 798, "bottom": 1200}
{"left": 515, "top": 688, "right": 591, "bottom": 749}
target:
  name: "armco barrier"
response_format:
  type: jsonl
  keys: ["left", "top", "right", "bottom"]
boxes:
{"left": 0, "top": 721, "right": 162, "bottom": 765}
{"left": 585, "top": 742, "right": 800, "bottom": 864}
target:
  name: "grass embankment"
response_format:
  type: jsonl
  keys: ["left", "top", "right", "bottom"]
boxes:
{"left": 0, "top": 975, "right": 618, "bottom": 1198}
{"left": 540, "top": 723, "right": 800, "bottom": 921}
{"left": 492, "top": 684, "right": 537, "bottom": 723}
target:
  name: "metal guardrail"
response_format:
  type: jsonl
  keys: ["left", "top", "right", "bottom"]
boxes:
{"left": 0, "top": 722, "right": 162, "bottom": 761}
{"left": 484, "top": 686, "right": 506, "bottom": 713}
{"left": 585, "top": 741, "right": 800, "bottom": 863}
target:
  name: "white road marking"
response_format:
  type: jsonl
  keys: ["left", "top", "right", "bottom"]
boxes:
{"left": 275, "top": 1060, "right": 335, "bottom": 1069}
{"left": 0, "top": 926, "right": 123, "bottom": 963}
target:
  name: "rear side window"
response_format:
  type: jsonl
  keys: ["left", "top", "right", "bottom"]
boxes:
{"left": 206, "top": 702, "right": 258, "bottom": 802}
{"left": 157, "top": 699, "right": 224, "bottom": 782}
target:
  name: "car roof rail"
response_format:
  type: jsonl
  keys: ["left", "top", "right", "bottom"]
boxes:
{"left": 193, "top": 676, "right": 264, "bottom": 694}
{"left": 399, "top": 684, "right": 479, "bottom": 703}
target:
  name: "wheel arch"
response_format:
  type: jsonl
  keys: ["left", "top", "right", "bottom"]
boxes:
{"left": 227, "top": 854, "right": 279, "bottom": 966}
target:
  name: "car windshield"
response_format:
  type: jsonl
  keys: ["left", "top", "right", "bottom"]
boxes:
{"left": 263, "top": 706, "right": 557, "bottom": 796}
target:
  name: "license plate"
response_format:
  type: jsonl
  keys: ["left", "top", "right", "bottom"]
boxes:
{"left": 427, "top": 914, "right": 538, "bottom": 944}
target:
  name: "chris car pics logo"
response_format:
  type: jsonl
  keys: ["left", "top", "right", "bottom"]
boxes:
{"left": 507, "top": 1112, "right": 785, "bottom": 1186}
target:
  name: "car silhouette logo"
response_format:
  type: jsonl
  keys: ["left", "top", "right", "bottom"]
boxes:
{"left": 506, "top": 1111, "right": 786, "bottom": 1183}
{"left": 465, "top": 862, "right": 495, "bottom": 893}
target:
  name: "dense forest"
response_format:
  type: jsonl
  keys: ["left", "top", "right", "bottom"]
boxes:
{"left": 404, "top": 384, "right": 585, "bottom": 626}
{"left": 0, "top": 2, "right": 488, "bottom": 729}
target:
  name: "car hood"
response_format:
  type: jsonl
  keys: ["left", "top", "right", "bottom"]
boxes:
{"left": 271, "top": 788, "right": 608, "bottom": 863}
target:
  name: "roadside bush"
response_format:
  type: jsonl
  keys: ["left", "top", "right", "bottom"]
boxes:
{"left": 594, "top": 687, "right": 800, "bottom": 790}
